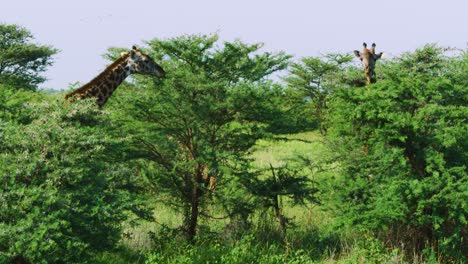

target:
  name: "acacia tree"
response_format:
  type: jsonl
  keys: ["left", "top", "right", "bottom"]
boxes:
{"left": 284, "top": 54, "right": 352, "bottom": 134}
{"left": 0, "top": 23, "right": 58, "bottom": 90}
{"left": 106, "top": 34, "right": 291, "bottom": 241}
{"left": 326, "top": 45, "right": 467, "bottom": 259}
{"left": 244, "top": 164, "right": 319, "bottom": 234}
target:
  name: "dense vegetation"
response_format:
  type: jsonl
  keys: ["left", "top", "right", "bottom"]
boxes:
{"left": 0, "top": 23, "right": 466, "bottom": 263}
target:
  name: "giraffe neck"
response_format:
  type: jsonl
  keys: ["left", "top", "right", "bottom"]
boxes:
{"left": 64, "top": 54, "right": 132, "bottom": 107}
{"left": 95, "top": 61, "right": 132, "bottom": 107}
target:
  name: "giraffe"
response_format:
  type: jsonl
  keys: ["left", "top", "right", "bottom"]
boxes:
{"left": 65, "top": 46, "right": 165, "bottom": 107}
{"left": 177, "top": 139, "right": 218, "bottom": 191}
{"left": 354, "top": 42, "right": 383, "bottom": 84}
{"left": 202, "top": 165, "right": 217, "bottom": 191}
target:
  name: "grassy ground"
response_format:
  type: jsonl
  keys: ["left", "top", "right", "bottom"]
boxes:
{"left": 251, "top": 131, "right": 326, "bottom": 167}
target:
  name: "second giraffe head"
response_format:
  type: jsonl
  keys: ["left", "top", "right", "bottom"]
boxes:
{"left": 354, "top": 43, "right": 383, "bottom": 84}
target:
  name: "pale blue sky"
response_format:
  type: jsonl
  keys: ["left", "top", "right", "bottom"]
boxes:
{"left": 1, "top": 0, "right": 467, "bottom": 90}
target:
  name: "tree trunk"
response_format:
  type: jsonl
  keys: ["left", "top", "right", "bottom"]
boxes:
{"left": 269, "top": 164, "right": 286, "bottom": 234}
{"left": 187, "top": 184, "right": 200, "bottom": 241}
{"left": 273, "top": 194, "right": 286, "bottom": 234}
{"left": 186, "top": 165, "right": 204, "bottom": 241}
{"left": 12, "top": 255, "right": 29, "bottom": 264}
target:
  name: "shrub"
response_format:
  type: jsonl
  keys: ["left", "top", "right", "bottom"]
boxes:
{"left": 0, "top": 98, "right": 130, "bottom": 263}
{"left": 326, "top": 45, "right": 467, "bottom": 259}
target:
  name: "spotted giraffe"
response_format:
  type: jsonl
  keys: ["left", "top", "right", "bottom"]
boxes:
{"left": 354, "top": 42, "right": 383, "bottom": 84}
{"left": 65, "top": 46, "right": 165, "bottom": 107}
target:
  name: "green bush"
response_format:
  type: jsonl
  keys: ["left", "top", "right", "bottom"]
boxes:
{"left": 326, "top": 45, "right": 467, "bottom": 259}
{"left": 0, "top": 97, "right": 130, "bottom": 263}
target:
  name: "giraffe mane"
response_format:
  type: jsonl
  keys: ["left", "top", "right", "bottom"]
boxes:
{"left": 64, "top": 52, "right": 130, "bottom": 99}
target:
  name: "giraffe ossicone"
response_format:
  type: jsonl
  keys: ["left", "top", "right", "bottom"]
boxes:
{"left": 65, "top": 46, "right": 165, "bottom": 107}
{"left": 354, "top": 42, "right": 383, "bottom": 84}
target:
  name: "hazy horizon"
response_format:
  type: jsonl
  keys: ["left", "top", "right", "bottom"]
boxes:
{"left": 2, "top": 0, "right": 467, "bottom": 90}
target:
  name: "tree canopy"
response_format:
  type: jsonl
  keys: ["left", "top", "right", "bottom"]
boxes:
{"left": 105, "top": 34, "right": 293, "bottom": 240}
{"left": 0, "top": 23, "right": 58, "bottom": 91}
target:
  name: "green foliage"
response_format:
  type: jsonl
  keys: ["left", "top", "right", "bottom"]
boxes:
{"left": 249, "top": 164, "right": 319, "bottom": 207}
{"left": 0, "top": 84, "right": 39, "bottom": 124}
{"left": 91, "top": 246, "right": 146, "bottom": 264}
{"left": 284, "top": 53, "right": 353, "bottom": 134}
{"left": 0, "top": 98, "right": 131, "bottom": 263}
{"left": 0, "top": 23, "right": 58, "bottom": 90}
{"left": 243, "top": 163, "right": 319, "bottom": 233}
{"left": 345, "top": 235, "right": 405, "bottom": 264}
{"left": 105, "top": 34, "right": 291, "bottom": 240}
{"left": 1, "top": 23, "right": 465, "bottom": 262}
{"left": 326, "top": 45, "right": 468, "bottom": 259}
{"left": 144, "top": 234, "right": 316, "bottom": 264}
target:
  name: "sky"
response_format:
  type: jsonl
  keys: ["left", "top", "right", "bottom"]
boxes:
{"left": 1, "top": 0, "right": 467, "bottom": 90}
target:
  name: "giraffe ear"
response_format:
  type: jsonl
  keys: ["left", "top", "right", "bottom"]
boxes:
{"left": 130, "top": 46, "right": 137, "bottom": 57}
{"left": 354, "top": 50, "right": 361, "bottom": 58}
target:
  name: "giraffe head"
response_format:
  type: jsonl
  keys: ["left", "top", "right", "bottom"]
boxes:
{"left": 126, "top": 46, "right": 166, "bottom": 78}
{"left": 354, "top": 43, "right": 383, "bottom": 84}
